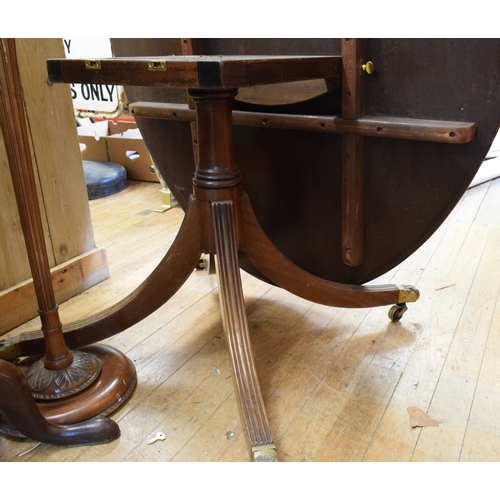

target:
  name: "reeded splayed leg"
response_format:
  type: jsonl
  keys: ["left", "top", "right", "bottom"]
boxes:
{"left": 212, "top": 200, "right": 277, "bottom": 462}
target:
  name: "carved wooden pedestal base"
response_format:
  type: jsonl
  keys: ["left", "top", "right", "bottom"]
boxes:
{"left": 24, "top": 350, "right": 101, "bottom": 400}
{"left": 0, "top": 344, "right": 136, "bottom": 444}
{"left": 0, "top": 39, "right": 136, "bottom": 448}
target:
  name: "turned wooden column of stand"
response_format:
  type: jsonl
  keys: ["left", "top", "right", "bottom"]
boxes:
{"left": 189, "top": 88, "right": 277, "bottom": 462}
{"left": 0, "top": 38, "right": 100, "bottom": 399}
{"left": 0, "top": 38, "right": 126, "bottom": 446}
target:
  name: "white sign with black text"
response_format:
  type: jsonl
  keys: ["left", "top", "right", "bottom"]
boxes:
{"left": 63, "top": 38, "right": 118, "bottom": 113}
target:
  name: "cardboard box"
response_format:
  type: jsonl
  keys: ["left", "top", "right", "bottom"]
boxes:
{"left": 107, "top": 128, "right": 159, "bottom": 182}
{"left": 77, "top": 120, "right": 110, "bottom": 162}
{"left": 77, "top": 120, "right": 159, "bottom": 182}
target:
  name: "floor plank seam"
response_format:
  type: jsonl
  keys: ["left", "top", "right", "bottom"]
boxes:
{"left": 458, "top": 246, "right": 500, "bottom": 461}
{"left": 410, "top": 221, "right": 491, "bottom": 460}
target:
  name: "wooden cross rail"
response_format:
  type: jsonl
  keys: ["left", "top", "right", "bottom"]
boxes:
{"left": 131, "top": 88, "right": 475, "bottom": 268}
{"left": 130, "top": 101, "right": 476, "bottom": 144}
{"left": 342, "top": 39, "right": 367, "bottom": 266}
{"left": 131, "top": 97, "right": 475, "bottom": 270}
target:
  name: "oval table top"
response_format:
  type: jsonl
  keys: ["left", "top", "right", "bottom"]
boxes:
{"left": 112, "top": 38, "right": 500, "bottom": 285}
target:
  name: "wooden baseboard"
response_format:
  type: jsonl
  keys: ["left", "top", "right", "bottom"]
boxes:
{"left": 0, "top": 248, "right": 109, "bottom": 335}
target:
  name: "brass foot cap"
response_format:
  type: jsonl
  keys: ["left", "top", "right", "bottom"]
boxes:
{"left": 397, "top": 285, "right": 420, "bottom": 304}
{"left": 253, "top": 444, "right": 279, "bottom": 462}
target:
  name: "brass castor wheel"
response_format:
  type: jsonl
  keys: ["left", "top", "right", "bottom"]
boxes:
{"left": 389, "top": 303, "right": 408, "bottom": 322}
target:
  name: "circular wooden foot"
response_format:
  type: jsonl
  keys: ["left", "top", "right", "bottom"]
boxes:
{"left": 35, "top": 344, "right": 137, "bottom": 424}
{"left": 0, "top": 344, "right": 136, "bottom": 437}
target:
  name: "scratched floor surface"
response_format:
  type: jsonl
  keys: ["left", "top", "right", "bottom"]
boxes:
{"left": 2, "top": 176, "right": 500, "bottom": 462}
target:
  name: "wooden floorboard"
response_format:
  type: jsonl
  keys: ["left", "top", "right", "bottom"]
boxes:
{"left": 2, "top": 177, "right": 500, "bottom": 463}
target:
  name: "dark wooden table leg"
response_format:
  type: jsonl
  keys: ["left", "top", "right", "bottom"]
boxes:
{"left": 1, "top": 200, "right": 203, "bottom": 360}
{"left": 241, "top": 193, "right": 419, "bottom": 310}
{"left": 0, "top": 360, "right": 120, "bottom": 446}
